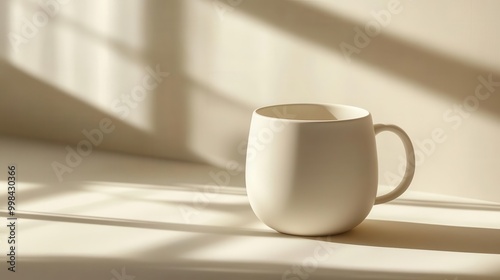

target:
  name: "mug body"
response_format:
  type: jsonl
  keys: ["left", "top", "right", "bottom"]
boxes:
{"left": 246, "top": 104, "right": 378, "bottom": 236}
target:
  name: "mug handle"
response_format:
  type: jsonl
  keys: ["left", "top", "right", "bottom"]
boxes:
{"left": 374, "top": 124, "right": 416, "bottom": 205}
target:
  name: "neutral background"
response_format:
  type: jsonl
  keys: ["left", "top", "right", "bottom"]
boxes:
{"left": 0, "top": 0, "right": 499, "bottom": 202}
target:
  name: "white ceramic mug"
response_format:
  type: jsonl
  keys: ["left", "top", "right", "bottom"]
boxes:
{"left": 245, "top": 103, "right": 415, "bottom": 236}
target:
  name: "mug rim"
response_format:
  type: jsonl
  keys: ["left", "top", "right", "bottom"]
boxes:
{"left": 254, "top": 103, "right": 371, "bottom": 123}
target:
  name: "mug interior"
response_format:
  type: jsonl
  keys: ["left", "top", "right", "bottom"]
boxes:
{"left": 255, "top": 104, "right": 369, "bottom": 122}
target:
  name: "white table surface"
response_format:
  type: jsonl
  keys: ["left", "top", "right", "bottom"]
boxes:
{"left": 1, "top": 136, "right": 499, "bottom": 280}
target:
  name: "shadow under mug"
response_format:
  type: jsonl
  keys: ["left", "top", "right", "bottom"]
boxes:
{"left": 245, "top": 103, "right": 415, "bottom": 236}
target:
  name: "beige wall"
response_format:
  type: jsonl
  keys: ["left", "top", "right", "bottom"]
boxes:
{"left": 1, "top": 0, "right": 499, "bottom": 202}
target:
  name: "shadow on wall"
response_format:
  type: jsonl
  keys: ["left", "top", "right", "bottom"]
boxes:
{"left": 0, "top": 0, "right": 252, "bottom": 166}
{"left": 0, "top": 0, "right": 196, "bottom": 160}
{"left": 1, "top": 0, "right": 500, "bottom": 168}
{"left": 134, "top": 0, "right": 254, "bottom": 166}
{"left": 235, "top": 0, "right": 500, "bottom": 117}
{"left": 0, "top": 60, "right": 149, "bottom": 149}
